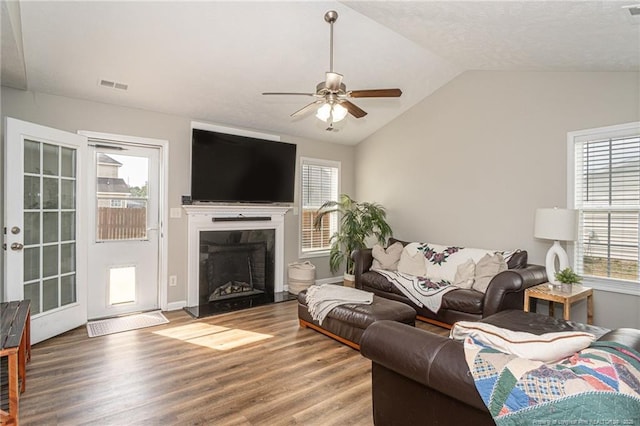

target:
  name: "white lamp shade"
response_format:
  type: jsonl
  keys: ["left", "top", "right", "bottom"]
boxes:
{"left": 316, "top": 103, "right": 348, "bottom": 123}
{"left": 332, "top": 103, "right": 348, "bottom": 122}
{"left": 534, "top": 208, "right": 578, "bottom": 241}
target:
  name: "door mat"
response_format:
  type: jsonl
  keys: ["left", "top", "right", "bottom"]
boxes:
{"left": 87, "top": 310, "right": 169, "bottom": 338}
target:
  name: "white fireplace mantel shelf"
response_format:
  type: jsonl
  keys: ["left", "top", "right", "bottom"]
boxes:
{"left": 183, "top": 204, "right": 291, "bottom": 218}
{"left": 183, "top": 204, "right": 290, "bottom": 307}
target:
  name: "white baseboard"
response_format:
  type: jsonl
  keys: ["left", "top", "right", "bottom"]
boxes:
{"left": 315, "top": 276, "right": 343, "bottom": 285}
{"left": 165, "top": 300, "right": 187, "bottom": 311}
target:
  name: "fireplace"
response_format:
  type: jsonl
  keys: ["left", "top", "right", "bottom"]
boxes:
{"left": 184, "top": 204, "right": 293, "bottom": 318}
{"left": 199, "top": 230, "right": 274, "bottom": 305}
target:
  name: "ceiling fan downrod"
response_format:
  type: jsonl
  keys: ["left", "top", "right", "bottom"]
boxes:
{"left": 325, "top": 10, "right": 338, "bottom": 73}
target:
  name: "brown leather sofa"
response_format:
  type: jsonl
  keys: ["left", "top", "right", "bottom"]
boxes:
{"left": 360, "top": 309, "right": 640, "bottom": 426}
{"left": 352, "top": 239, "right": 548, "bottom": 327}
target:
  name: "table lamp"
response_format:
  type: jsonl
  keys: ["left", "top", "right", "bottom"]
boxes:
{"left": 534, "top": 208, "right": 578, "bottom": 284}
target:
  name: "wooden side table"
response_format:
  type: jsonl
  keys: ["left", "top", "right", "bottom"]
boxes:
{"left": 1, "top": 300, "right": 31, "bottom": 425}
{"left": 524, "top": 284, "right": 594, "bottom": 325}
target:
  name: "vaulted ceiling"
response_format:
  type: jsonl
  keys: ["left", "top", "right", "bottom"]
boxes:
{"left": 2, "top": 1, "right": 638, "bottom": 145}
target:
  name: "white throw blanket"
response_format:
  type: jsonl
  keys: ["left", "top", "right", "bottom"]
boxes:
{"left": 373, "top": 269, "right": 456, "bottom": 314}
{"left": 305, "top": 284, "right": 373, "bottom": 325}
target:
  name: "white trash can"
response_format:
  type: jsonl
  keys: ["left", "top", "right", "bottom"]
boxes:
{"left": 288, "top": 261, "right": 316, "bottom": 295}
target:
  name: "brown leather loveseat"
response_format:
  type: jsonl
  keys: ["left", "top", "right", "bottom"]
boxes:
{"left": 352, "top": 238, "right": 547, "bottom": 327}
{"left": 360, "top": 310, "right": 640, "bottom": 426}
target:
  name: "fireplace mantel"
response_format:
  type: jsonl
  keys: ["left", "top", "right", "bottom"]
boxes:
{"left": 183, "top": 204, "right": 290, "bottom": 219}
{"left": 183, "top": 204, "right": 290, "bottom": 307}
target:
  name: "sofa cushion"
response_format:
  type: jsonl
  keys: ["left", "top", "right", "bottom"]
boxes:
{"left": 506, "top": 250, "right": 528, "bottom": 269}
{"left": 397, "top": 243, "right": 427, "bottom": 276}
{"left": 472, "top": 253, "right": 507, "bottom": 293}
{"left": 451, "top": 321, "right": 597, "bottom": 362}
{"left": 453, "top": 258, "right": 476, "bottom": 289}
{"left": 361, "top": 271, "right": 404, "bottom": 295}
{"left": 441, "top": 289, "right": 483, "bottom": 314}
{"left": 371, "top": 242, "right": 403, "bottom": 271}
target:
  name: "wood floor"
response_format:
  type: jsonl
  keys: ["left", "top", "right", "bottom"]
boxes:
{"left": 18, "top": 301, "right": 449, "bottom": 426}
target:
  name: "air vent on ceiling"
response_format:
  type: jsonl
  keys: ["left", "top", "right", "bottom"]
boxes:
{"left": 623, "top": 4, "right": 640, "bottom": 16}
{"left": 99, "top": 79, "right": 128, "bottom": 91}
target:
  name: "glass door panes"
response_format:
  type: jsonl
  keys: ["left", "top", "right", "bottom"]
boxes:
{"left": 23, "top": 139, "right": 77, "bottom": 315}
{"left": 95, "top": 152, "right": 149, "bottom": 241}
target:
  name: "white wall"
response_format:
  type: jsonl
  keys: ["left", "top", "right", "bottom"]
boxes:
{"left": 1, "top": 87, "right": 354, "bottom": 305}
{"left": 355, "top": 71, "right": 640, "bottom": 329}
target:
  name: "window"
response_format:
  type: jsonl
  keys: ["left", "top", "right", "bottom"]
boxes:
{"left": 300, "top": 158, "right": 340, "bottom": 255}
{"left": 569, "top": 122, "right": 640, "bottom": 294}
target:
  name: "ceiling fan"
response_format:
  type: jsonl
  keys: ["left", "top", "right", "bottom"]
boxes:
{"left": 262, "top": 10, "right": 402, "bottom": 131}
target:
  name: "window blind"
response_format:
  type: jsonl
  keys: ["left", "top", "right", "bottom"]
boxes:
{"left": 301, "top": 160, "right": 339, "bottom": 252}
{"left": 574, "top": 135, "right": 640, "bottom": 282}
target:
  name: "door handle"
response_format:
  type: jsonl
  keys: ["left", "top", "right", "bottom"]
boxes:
{"left": 10, "top": 242, "right": 24, "bottom": 251}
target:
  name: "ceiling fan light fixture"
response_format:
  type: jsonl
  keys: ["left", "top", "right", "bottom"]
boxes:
{"left": 315, "top": 103, "right": 348, "bottom": 123}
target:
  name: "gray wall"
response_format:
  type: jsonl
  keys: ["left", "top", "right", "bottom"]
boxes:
{"left": 1, "top": 87, "right": 355, "bottom": 305}
{"left": 355, "top": 71, "right": 640, "bottom": 329}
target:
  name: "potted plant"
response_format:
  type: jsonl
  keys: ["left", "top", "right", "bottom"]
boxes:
{"left": 314, "top": 194, "right": 393, "bottom": 286}
{"left": 554, "top": 267, "right": 582, "bottom": 293}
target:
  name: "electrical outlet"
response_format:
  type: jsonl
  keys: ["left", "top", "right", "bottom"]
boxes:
{"left": 169, "top": 275, "right": 177, "bottom": 287}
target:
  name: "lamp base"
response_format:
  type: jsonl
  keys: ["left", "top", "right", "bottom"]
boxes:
{"left": 546, "top": 240, "right": 569, "bottom": 284}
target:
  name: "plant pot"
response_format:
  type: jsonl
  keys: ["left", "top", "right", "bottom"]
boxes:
{"left": 561, "top": 283, "right": 573, "bottom": 293}
{"left": 343, "top": 273, "right": 355, "bottom": 288}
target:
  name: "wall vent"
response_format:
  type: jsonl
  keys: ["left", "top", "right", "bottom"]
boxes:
{"left": 623, "top": 4, "right": 640, "bottom": 16}
{"left": 99, "top": 79, "right": 128, "bottom": 91}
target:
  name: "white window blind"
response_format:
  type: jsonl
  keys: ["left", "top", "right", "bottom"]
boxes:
{"left": 574, "top": 129, "right": 640, "bottom": 283}
{"left": 300, "top": 158, "right": 339, "bottom": 254}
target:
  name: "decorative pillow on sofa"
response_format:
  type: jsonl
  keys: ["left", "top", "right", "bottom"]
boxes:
{"left": 397, "top": 243, "right": 427, "bottom": 276}
{"left": 450, "top": 321, "right": 596, "bottom": 362}
{"left": 471, "top": 253, "right": 507, "bottom": 293}
{"left": 505, "top": 249, "right": 527, "bottom": 269}
{"left": 452, "top": 258, "right": 475, "bottom": 289}
{"left": 371, "top": 242, "right": 403, "bottom": 271}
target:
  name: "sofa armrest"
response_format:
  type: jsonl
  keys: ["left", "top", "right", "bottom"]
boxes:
{"left": 352, "top": 248, "right": 373, "bottom": 290}
{"left": 360, "top": 320, "right": 488, "bottom": 412}
{"left": 483, "top": 264, "right": 547, "bottom": 317}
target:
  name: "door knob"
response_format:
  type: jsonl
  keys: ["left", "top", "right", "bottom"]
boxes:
{"left": 10, "top": 242, "right": 24, "bottom": 251}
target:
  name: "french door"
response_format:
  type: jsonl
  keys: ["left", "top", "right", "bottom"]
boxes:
{"left": 4, "top": 118, "right": 87, "bottom": 344}
{"left": 85, "top": 137, "right": 162, "bottom": 319}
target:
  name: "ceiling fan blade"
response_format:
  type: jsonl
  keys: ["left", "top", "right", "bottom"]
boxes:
{"left": 262, "top": 92, "right": 315, "bottom": 96}
{"left": 349, "top": 88, "right": 402, "bottom": 98}
{"left": 341, "top": 100, "right": 367, "bottom": 119}
{"left": 291, "top": 100, "right": 324, "bottom": 118}
{"left": 325, "top": 72, "right": 343, "bottom": 91}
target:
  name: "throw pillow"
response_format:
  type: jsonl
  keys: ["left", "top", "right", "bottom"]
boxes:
{"left": 506, "top": 250, "right": 528, "bottom": 269}
{"left": 452, "top": 258, "right": 475, "bottom": 289}
{"left": 450, "top": 321, "right": 596, "bottom": 362}
{"left": 371, "top": 242, "right": 403, "bottom": 271}
{"left": 397, "top": 243, "right": 427, "bottom": 276}
{"left": 471, "top": 253, "right": 507, "bottom": 293}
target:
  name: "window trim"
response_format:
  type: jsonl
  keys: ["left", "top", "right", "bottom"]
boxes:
{"left": 567, "top": 121, "right": 640, "bottom": 296}
{"left": 298, "top": 157, "right": 341, "bottom": 259}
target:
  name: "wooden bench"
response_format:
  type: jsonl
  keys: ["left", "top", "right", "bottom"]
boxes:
{"left": 1, "top": 300, "right": 31, "bottom": 425}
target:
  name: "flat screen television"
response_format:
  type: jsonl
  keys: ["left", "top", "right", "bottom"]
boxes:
{"left": 190, "top": 128, "right": 297, "bottom": 203}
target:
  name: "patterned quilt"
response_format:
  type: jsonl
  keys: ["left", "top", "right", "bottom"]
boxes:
{"left": 372, "top": 269, "right": 456, "bottom": 313}
{"left": 464, "top": 336, "right": 640, "bottom": 425}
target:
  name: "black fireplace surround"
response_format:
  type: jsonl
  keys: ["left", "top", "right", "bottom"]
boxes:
{"left": 184, "top": 229, "right": 295, "bottom": 318}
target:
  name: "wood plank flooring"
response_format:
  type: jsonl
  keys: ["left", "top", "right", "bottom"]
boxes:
{"left": 18, "top": 301, "right": 449, "bottom": 426}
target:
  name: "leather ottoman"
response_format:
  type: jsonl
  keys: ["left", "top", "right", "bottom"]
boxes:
{"left": 297, "top": 289, "right": 416, "bottom": 350}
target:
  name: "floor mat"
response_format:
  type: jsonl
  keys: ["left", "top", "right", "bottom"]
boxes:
{"left": 86, "top": 311, "right": 169, "bottom": 338}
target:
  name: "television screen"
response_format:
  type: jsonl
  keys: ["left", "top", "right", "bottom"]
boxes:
{"left": 191, "top": 128, "right": 297, "bottom": 203}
